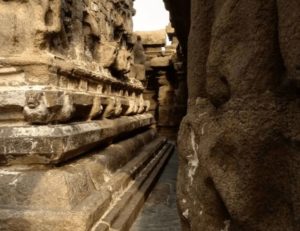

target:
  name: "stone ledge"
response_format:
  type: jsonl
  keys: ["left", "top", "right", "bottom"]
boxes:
{"left": 92, "top": 142, "right": 174, "bottom": 231}
{"left": 0, "top": 135, "right": 171, "bottom": 231}
{"left": 0, "top": 114, "right": 154, "bottom": 165}
{"left": 0, "top": 88, "right": 151, "bottom": 124}
{"left": 0, "top": 57, "right": 144, "bottom": 91}
{"left": 134, "top": 30, "right": 166, "bottom": 47}
{"left": 0, "top": 129, "right": 158, "bottom": 211}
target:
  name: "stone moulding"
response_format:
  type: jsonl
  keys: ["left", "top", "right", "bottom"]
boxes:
{"left": 0, "top": 59, "right": 150, "bottom": 124}
{"left": 0, "top": 114, "right": 154, "bottom": 165}
{"left": 0, "top": 130, "right": 173, "bottom": 231}
{"left": 0, "top": 129, "right": 158, "bottom": 211}
{"left": 0, "top": 58, "right": 144, "bottom": 91}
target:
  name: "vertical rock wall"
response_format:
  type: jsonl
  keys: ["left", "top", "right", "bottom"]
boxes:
{"left": 164, "top": 0, "right": 300, "bottom": 230}
{"left": 0, "top": 1, "right": 174, "bottom": 230}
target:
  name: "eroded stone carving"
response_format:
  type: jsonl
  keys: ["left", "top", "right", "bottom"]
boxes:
{"left": 99, "top": 42, "right": 118, "bottom": 68}
{"left": 88, "top": 96, "right": 103, "bottom": 120}
{"left": 23, "top": 91, "right": 75, "bottom": 124}
{"left": 0, "top": 0, "right": 148, "bottom": 126}
{"left": 0, "top": 1, "right": 156, "bottom": 231}
{"left": 102, "top": 97, "right": 117, "bottom": 119}
{"left": 23, "top": 91, "right": 50, "bottom": 124}
{"left": 113, "top": 46, "right": 132, "bottom": 74}
{"left": 55, "top": 93, "right": 74, "bottom": 122}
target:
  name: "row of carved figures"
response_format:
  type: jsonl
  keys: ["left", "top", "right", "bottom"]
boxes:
{"left": 23, "top": 90, "right": 150, "bottom": 124}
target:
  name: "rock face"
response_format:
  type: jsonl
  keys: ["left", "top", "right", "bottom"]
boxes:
{"left": 163, "top": 0, "right": 190, "bottom": 56}
{"left": 164, "top": 0, "right": 300, "bottom": 230}
{"left": 0, "top": 1, "right": 174, "bottom": 230}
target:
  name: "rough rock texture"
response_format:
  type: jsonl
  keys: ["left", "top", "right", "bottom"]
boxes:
{"left": 164, "top": 0, "right": 300, "bottom": 231}
{"left": 163, "top": 0, "right": 190, "bottom": 56}
{"left": 0, "top": 114, "right": 154, "bottom": 165}
{"left": 0, "top": 0, "right": 149, "bottom": 126}
{"left": 0, "top": 1, "right": 172, "bottom": 230}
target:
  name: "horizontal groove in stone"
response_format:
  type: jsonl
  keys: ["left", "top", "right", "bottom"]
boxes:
{"left": 0, "top": 135, "right": 173, "bottom": 231}
{"left": 92, "top": 142, "right": 174, "bottom": 231}
{"left": 106, "top": 138, "right": 167, "bottom": 194}
{"left": 74, "top": 137, "right": 168, "bottom": 229}
{"left": 112, "top": 144, "right": 174, "bottom": 231}
{"left": 0, "top": 114, "right": 154, "bottom": 165}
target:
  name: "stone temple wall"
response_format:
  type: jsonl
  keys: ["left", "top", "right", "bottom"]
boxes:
{"left": 0, "top": 1, "right": 174, "bottom": 230}
{"left": 0, "top": 0, "right": 148, "bottom": 128}
{"left": 136, "top": 27, "right": 187, "bottom": 140}
{"left": 164, "top": 0, "right": 300, "bottom": 231}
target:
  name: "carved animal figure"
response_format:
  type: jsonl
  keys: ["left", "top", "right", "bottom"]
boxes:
{"left": 53, "top": 93, "right": 74, "bottom": 123}
{"left": 101, "top": 97, "right": 116, "bottom": 119}
{"left": 23, "top": 91, "right": 74, "bottom": 124}
{"left": 23, "top": 91, "right": 50, "bottom": 124}
{"left": 114, "top": 98, "right": 123, "bottom": 117}
{"left": 88, "top": 96, "right": 103, "bottom": 120}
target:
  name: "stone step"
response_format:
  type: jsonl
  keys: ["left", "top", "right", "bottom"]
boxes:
{"left": 104, "top": 137, "right": 167, "bottom": 196}
{"left": 100, "top": 143, "right": 171, "bottom": 226}
{"left": 0, "top": 132, "right": 173, "bottom": 231}
{"left": 73, "top": 136, "right": 168, "bottom": 221}
{"left": 130, "top": 149, "right": 181, "bottom": 231}
{"left": 91, "top": 142, "right": 174, "bottom": 231}
{"left": 0, "top": 114, "right": 154, "bottom": 165}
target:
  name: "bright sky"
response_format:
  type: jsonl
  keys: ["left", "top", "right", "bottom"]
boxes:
{"left": 133, "top": 0, "right": 170, "bottom": 31}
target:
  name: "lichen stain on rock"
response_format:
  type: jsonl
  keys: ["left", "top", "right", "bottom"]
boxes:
{"left": 187, "top": 128, "right": 199, "bottom": 185}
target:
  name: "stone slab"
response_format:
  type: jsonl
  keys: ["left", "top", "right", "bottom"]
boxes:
{"left": 0, "top": 129, "right": 157, "bottom": 211}
{"left": 0, "top": 193, "right": 111, "bottom": 231}
{"left": 0, "top": 132, "right": 170, "bottom": 231}
{"left": 92, "top": 142, "right": 174, "bottom": 231}
{"left": 150, "top": 56, "right": 171, "bottom": 68}
{"left": 0, "top": 114, "right": 154, "bottom": 165}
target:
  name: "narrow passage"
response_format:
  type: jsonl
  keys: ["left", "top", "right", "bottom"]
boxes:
{"left": 130, "top": 149, "right": 181, "bottom": 231}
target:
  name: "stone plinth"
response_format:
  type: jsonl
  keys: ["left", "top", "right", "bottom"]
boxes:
{"left": 150, "top": 56, "right": 171, "bottom": 68}
{"left": 0, "top": 130, "right": 174, "bottom": 231}
{"left": 0, "top": 114, "right": 154, "bottom": 165}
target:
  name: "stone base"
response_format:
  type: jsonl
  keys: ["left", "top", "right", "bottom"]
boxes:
{"left": 0, "top": 129, "right": 174, "bottom": 231}
{"left": 92, "top": 142, "right": 174, "bottom": 231}
{"left": 0, "top": 114, "right": 154, "bottom": 165}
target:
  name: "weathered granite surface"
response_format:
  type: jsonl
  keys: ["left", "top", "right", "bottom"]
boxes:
{"left": 0, "top": 114, "right": 154, "bottom": 165}
{"left": 0, "top": 0, "right": 149, "bottom": 127}
{"left": 0, "top": 130, "right": 172, "bottom": 231}
{"left": 164, "top": 0, "right": 300, "bottom": 230}
{"left": 0, "top": 1, "right": 173, "bottom": 230}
